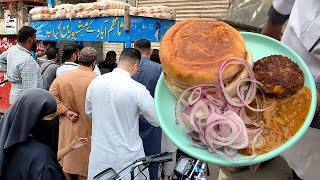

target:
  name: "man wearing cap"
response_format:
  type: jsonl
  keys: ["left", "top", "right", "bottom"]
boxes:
{"left": 50, "top": 47, "right": 98, "bottom": 180}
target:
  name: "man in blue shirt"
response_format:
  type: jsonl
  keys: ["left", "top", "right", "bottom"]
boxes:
{"left": 133, "top": 39, "right": 162, "bottom": 180}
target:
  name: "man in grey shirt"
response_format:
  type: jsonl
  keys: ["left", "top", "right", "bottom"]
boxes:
{"left": 40, "top": 47, "right": 60, "bottom": 90}
{"left": 0, "top": 26, "right": 43, "bottom": 104}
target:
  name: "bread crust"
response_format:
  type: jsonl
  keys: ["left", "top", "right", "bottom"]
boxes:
{"left": 164, "top": 49, "right": 254, "bottom": 98}
{"left": 160, "top": 18, "right": 246, "bottom": 86}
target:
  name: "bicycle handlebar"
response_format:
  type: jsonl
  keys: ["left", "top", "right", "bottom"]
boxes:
{"left": 141, "top": 154, "right": 172, "bottom": 165}
{"left": 94, "top": 152, "right": 173, "bottom": 180}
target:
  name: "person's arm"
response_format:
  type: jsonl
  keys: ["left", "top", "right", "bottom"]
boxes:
{"left": 57, "top": 136, "right": 88, "bottom": 160}
{"left": 137, "top": 86, "right": 159, "bottom": 127}
{"left": 49, "top": 79, "right": 79, "bottom": 122}
{"left": 261, "top": 0, "right": 296, "bottom": 40}
{"left": 85, "top": 83, "right": 93, "bottom": 118}
{"left": 0, "top": 51, "right": 7, "bottom": 70}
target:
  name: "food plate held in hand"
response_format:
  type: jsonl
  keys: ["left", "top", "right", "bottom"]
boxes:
{"left": 154, "top": 18, "right": 317, "bottom": 166}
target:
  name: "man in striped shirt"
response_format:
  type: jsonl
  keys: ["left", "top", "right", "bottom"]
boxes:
{"left": 0, "top": 26, "right": 43, "bottom": 104}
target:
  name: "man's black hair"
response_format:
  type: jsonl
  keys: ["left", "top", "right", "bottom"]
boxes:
{"left": 62, "top": 43, "right": 79, "bottom": 62}
{"left": 134, "top": 39, "right": 151, "bottom": 51}
{"left": 150, "top": 49, "right": 160, "bottom": 64}
{"left": 106, "top": 51, "right": 116, "bottom": 60}
{"left": 105, "top": 51, "right": 117, "bottom": 63}
{"left": 120, "top": 48, "right": 141, "bottom": 63}
{"left": 17, "top": 26, "right": 36, "bottom": 43}
{"left": 45, "top": 47, "right": 59, "bottom": 60}
{"left": 43, "top": 41, "right": 57, "bottom": 48}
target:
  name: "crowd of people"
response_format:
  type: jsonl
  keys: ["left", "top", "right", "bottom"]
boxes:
{"left": 0, "top": 25, "right": 176, "bottom": 180}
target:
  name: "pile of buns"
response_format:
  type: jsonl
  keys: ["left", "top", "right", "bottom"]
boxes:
{"left": 29, "top": 6, "right": 55, "bottom": 20}
{"left": 130, "top": 6, "right": 174, "bottom": 20}
{"left": 30, "top": 0, "right": 127, "bottom": 20}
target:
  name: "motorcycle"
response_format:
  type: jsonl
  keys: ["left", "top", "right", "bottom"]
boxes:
{"left": 170, "top": 155, "right": 208, "bottom": 180}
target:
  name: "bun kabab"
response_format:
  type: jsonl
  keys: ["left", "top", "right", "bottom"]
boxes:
{"left": 159, "top": 18, "right": 311, "bottom": 160}
{"left": 160, "top": 18, "right": 254, "bottom": 98}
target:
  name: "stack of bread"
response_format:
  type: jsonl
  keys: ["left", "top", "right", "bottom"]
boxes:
{"left": 30, "top": 0, "right": 127, "bottom": 20}
{"left": 29, "top": 6, "right": 55, "bottom": 20}
{"left": 130, "top": 6, "right": 174, "bottom": 20}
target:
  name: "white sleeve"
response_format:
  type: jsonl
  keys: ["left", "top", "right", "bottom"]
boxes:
{"left": 272, "top": 0, "right": 296, "bottom": 15}
{"left": 85, "top": 83, "right": 93, "bottom": 118}
{"left": 137, "top": 86, "right": 159, "bottom": 127}
{"left": 93, "top": 65, "right": 101, "bottom": 76}
{"left": 0, "top": 51, "right": 7, "bottom": 70}
{"left": 56, "top": 67, "right": 61, "bottom": 77}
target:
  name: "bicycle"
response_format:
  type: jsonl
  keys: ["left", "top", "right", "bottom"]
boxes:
{"left": 94, "top": 152, "right": 172, "bottom": 180}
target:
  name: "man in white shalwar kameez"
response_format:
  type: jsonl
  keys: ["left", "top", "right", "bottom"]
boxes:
{"left": 85, "top": 48, "right": 159, "bottom": 180}
{"left": 262, "top": 0, "right": 320, "bottom": 179}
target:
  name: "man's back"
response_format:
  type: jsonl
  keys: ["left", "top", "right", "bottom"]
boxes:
{"left": 88, "top": 69, "right": 146, "bottom": 154}
{"left": 40, "top": 61, "right": 59, "bottom": 90}
{"left": 132, "top": 57, "right": 162, "bottom": 179}
{"left": 0, "top": 45, "right": 43, "bottom": 104}
{"left": 133, "top": 57, "right": 162, "bottom": 97}
{"left": 52, "top": 67, "right": 96, "bottom": 117}
{"left": 86, "top": 68, "right": 157, "bottom": 179}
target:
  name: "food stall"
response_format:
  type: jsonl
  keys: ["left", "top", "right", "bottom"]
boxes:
{"left": 0, "top": 0, "right": 175, "bottom": 114}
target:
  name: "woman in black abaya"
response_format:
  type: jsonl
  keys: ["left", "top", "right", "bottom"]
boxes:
{"left": 0, "top": 88, "right": 66, "bottom": 180}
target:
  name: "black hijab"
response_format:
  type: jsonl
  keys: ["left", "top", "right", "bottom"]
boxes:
{"left": 0, "top": 88, "right": 57, "bottom": 175}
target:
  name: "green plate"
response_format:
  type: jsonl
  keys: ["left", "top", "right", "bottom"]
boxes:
{"left": 154, "top": 32, "right": 317, "bottom": 166}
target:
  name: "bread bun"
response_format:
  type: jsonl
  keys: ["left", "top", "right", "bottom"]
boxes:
{"left": 76, "top": 11, "right": 89, "bottom": 18}
{"left": 93, "top": 2, "right": 101, "bottom": 9}
{"left": 74, "top": 3, "right": 87, "bottom": 12}
{"left": 54, "top": 4, "right": 64, "bottom": 10}
{"left": 86, "top": 3, "right": 99, "bottom": 11}
{"left": 120, "top": 2, "right": 127, "bottom": 9}
{"left": 31, "top": 14, "right": 51, "bottom": 20}
{"left": 118, "top": 9, "right": 125, "bottom": 16}
{"left": 55, "top": 12, "right": 67, "bottom": 19}
{"left": 64, "top": 4, "right": 74, "bottom": 12}
{"left": 160, "top": 18, "right": 248, "bottom": 98}
{"left": 51, "top": 14, "right": 56, "bottom": 20}
{"left": 66, "top": 10, "right": 77, "bottom": 19}
{"left": 115, "top": 9, "right": 121, "bottom": 16}
{"left": 100, "top": 0, "right": 112, "bottom": 9}
{"left": 110, "top": 1, "right": 118, "bottom": 9}
{"left": 101, "top": 9, "right": 112, "bottom": 17}
{"left": 56, "top": 9, "right": 67, "bottom": 14}
{"left": 30, "top": 7, "right": 50, "bottom": 15}
{"left": 89, "top": 9, "right": 101, "bottom": 18}
{"left": 130, "top": 6, "right": 139, "bottom": 15}
{"left": 49, "top": 8, "right": 56, "bottom": 14}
